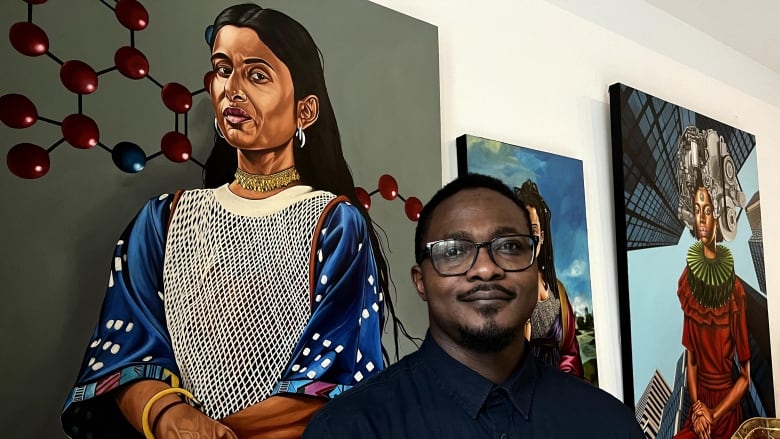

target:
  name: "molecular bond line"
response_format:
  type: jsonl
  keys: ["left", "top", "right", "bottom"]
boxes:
{"left": 356, "top": 174, "right": 423, "bottom": 221}
{"left": 2, "top": 0, "right": 206, "bottom": 178}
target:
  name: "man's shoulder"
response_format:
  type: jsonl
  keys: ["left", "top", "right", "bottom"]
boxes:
{"left": 534, "top": 364, "right": 639, "bottom": 424}
{"left": 302, "top": 353, "right": 424, "bottom": 438}
{"left": 324, "top": 352, "right": 420, "bottom": 409}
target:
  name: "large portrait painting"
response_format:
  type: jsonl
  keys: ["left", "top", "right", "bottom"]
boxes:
{"left": 609, "top": 83, "right": 774, "bottom": 438}
{"left": 0, "top": 0, "right": 440, "bottom": 436}
{"left": 456, "top": 134, "right": 599, "bottom": 386}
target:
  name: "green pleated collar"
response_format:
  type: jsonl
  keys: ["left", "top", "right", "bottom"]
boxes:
{"left": 686, "top": 241, "right": 735, "bottom": 309}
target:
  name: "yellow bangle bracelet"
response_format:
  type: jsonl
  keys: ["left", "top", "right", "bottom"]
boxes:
{"left": 141, "top": 387, "right": 195, "bottom": 439}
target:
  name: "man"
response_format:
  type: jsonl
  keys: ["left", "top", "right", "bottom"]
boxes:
{"left": 302, "top": 173, "right": 643, "bottom": 438}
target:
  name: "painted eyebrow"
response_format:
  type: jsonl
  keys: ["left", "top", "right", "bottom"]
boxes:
{"left": 209, "top": 54, "right": 274, "bottom": 70}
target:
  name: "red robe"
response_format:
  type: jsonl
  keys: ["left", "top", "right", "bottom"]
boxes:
{"left": 673, "top": 266, "right": 750, "bottom": 439}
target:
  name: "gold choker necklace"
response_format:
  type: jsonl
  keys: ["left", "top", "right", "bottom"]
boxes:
{"left": 234, "top": 167, "right": 301, "bottom": 192}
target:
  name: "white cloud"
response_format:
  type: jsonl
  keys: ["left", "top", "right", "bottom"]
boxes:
{"left": 571, "top": 294, "right": 592, "bottom": 317}
{"left": 562, "top": 259, "right": 586, "bottom": 278}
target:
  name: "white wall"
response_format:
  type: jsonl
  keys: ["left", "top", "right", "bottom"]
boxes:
{"left": 369, "top": 0, "right": 780, "bottom": 404}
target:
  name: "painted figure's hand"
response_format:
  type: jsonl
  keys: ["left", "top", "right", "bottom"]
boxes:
{"left": 155, "top": 403, "right": 238, "bottom": 439}
{"left": 692, "top": 415, "right": 711, "bottom": 439}
{"left": 692, "top": 400, "right": 713, "bottom": 424}
{"left": 691, "top": 400, "right": 712, "bottom": 439}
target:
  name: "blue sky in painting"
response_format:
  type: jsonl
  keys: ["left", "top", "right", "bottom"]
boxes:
{"left": 464, "top": 135, "right": 594, "bottom": 318}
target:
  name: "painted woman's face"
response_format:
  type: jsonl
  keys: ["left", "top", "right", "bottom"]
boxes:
{"left": 694, "top": 187, "right": 717, "bottom": 249}
{"left": 525, "top": 205, "right": 544, "bottom": 257}
{"left": 210, "top": 25, "right": 296, "bottom": 151}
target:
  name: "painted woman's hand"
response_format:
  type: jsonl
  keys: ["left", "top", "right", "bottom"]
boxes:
{"left": 154, "top": 402, "right": 238, "bottom": 439}
{"left": 692, "top": 415, "right": 710, "bottom": 439}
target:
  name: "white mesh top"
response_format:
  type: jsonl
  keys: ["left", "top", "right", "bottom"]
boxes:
{"left": 163, "top": 184, "right": 335, "bottom": 419}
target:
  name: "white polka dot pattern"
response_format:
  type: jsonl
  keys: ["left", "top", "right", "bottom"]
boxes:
{"left": 163, "top": 189, "right": 335, "bottom": 419}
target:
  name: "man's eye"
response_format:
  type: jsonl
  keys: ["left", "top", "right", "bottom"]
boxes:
{"left": 496, "top": 240, "right": 524, "bottom": 254}
{"left": 444, "top": 246, "right": 465, "bottom": 257}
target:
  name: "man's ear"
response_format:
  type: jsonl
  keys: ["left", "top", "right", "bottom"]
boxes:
{"left": 411, "top": 265, "right": 427, "bottom": 301}
{"left": 297, "top": 95, "right": 319, "bottom": 130}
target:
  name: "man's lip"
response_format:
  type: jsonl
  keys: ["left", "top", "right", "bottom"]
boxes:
{"left": 459, "top": 290, "right": 514, "bottom": 302}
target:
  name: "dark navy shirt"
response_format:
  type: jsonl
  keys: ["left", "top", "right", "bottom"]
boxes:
{"left": 302, "top": 334, "right": 644, "bottom": 438}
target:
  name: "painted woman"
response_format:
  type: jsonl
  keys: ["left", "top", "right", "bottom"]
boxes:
{"left": 62, "top": 4, "right": 399, "bottom": 438}
{"left": 673, "top": 127, "right": 749, "bottom": 439}
{"left": 514, "top": 179, "right": 584, "bottom": 377}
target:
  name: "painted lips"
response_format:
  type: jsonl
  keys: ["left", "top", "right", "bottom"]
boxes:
{"left": 223, "top": 107, "right": 250, "bottom": 124}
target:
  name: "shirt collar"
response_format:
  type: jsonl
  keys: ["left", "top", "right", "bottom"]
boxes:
{"left": 418, "top": 333, "right": 537, "bottom": 420}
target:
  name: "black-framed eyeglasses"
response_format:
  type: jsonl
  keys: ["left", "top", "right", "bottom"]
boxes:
{"left": 416, "top": 234, "right": 538, "bottom": 276}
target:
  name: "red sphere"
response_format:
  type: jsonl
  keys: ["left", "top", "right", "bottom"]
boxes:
{"left": 23, "top": 0, "right": 48, "bottom": 4}
{"left": 203, "top": 71, "right": 215, "bottom": 94}
{"left": 354, "top": 187, "right": 371, "bottom": 210}
{"left": 60, "top": 60, "right": 98, "bottom": 94}
{"left": 378, "top": 174, "right": 399, "bottom": 200}
{"left": 0, "top": 94, "right": 37, "bottom": 128}
{"left": 404, "top": 196, "right": 423, "bottom": 221}
{"left": 62, "top": 114, "right": 99, "bottom": 149}
{"left": 161, "top": 83, "right": 192, "bottom": 113}
{"left": 7, "top": 143, "right": 49, "bottom": 179}
{"left": 161, "top": 131, "right": 192, "bottom": 162}
{"left": 114, "top": 46, "right": 149, "bottom": 79}
{"left": 115, "top": 0, "right": 149, "bottom": 31}
{"left": 9, "top": 22, "right": 49, "bottom": 57}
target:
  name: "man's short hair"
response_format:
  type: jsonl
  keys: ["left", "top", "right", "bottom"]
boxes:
{"left": 414, "top": 173, "right": 530, "bottom": 263}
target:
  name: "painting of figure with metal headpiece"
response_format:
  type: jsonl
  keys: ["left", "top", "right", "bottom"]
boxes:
{"left": 673, "top": 126, "right": 750, "bottom": 438}
{"left": 609, "top": 83, "right": 773, "bottom": 439}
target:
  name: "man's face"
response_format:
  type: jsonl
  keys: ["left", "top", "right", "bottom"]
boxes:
{"left": 411, "top": 188, "right": 538, "bottom": 353}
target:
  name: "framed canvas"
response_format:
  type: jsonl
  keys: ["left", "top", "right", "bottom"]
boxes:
{"left": 456, "top": 134, "right": 599, "bottom": 386}
{"left": 609, "top": 83, "right": 774, "bottom": 438}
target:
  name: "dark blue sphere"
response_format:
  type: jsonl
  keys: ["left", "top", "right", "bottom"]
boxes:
{"left": 112, "top": 141, "right": 146, "bottom": 173}
{"left": 204, "top": 25, "right": 214, "bottom": 46}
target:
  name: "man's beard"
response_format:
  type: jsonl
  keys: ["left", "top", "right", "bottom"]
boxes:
{"left": 456, "top": 305, "right": 520, "bottom": 353}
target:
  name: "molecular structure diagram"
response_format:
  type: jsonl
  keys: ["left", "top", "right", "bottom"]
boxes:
{"left": 356, "top": 174, "right": 423, "bottom": 222}
{"left": 2, "top": 0, "right": 205, "bottom": 178}
{"left": 2, "top": 0, "right": 423, "bottom": 221}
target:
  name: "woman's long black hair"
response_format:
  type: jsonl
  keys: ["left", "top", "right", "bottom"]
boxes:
{"left": 514, "top": 179, "right": 560, "bottom": 299}
{"left": 204, "top": 3, "right": 410, "bottom": 361}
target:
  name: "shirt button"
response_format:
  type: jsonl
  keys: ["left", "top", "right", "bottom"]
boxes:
{"left": 499, "top": 433, "right": 508, "bottom": 439}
